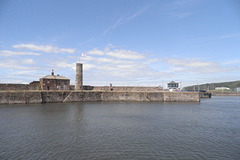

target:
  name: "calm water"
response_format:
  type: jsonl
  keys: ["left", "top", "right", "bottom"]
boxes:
{"left": 0, "top": 97, "right": 240, "bottom": 160}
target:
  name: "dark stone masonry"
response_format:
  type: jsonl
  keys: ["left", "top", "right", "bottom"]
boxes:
{"left": 0, "top": 83, "right": 39, "bottom": 91}
{"left": 0, "top": 91, "right": 200, "bottom": 104}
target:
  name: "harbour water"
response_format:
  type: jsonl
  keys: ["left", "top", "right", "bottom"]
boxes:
{"left": 0, "top": 96, "right": 240, "bottom": 159}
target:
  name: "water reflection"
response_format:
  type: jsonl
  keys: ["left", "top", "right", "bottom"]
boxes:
{"left": 0, "top": 97, "right": 240, "bottom": 159}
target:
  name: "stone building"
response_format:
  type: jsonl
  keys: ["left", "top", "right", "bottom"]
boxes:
{"left": 40, "top": 70, "right": 70, "bottom": 90}
{"left": 29, "top": 81, "right": 40, "bottom": 90}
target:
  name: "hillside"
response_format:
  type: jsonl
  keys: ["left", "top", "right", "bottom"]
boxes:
{"left": 183, "top": 80, "right": 240, "bottom": 91}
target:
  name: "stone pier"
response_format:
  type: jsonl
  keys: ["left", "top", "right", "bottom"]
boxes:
{"left": 0, "top": 91, "right": 200, "bottom": 104}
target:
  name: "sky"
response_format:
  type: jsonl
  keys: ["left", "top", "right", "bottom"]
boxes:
{"left": 0, "top": 0, "right": 240, "bottom": 88}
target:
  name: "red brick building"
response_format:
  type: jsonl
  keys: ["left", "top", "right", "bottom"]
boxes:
{"left": 40, "top": 70, "right": 70, "bottom": 90}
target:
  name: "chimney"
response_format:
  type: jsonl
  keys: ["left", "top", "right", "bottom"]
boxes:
{"left": 51, "top": 69, "right": 54, "bottom": 76}
{"left": 75, "top": 63, "right": 83, "bottom": 90}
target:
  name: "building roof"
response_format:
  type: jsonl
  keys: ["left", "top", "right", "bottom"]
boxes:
{"left": 168, "top": 81, "right": 177, "bottom": 84}
{"left": 41, "top": 75, "right": 69, "bottom": 80}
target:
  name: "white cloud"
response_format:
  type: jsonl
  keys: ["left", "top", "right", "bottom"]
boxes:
{"left": 83, "top": 47, "right": 145, "bottom": 60}
{"left": 54, "top": 62, "right": 75, "bottom": 69}
{"left": 13, "top": 70, "right": 35, "bottom": 75}
{"left": 162, "top": 58, "right": 230, "bottom": 73}
{"left": 77, "top": 47, "right": 160, "bottom": 81}
{"left": 80, "top": 56, "right": 135, "bottom": 64}
{"left": 221, "top": 59, "right": 240, "bottom": 65}
{"left": 116, "top": 64, "right": 142, "bottom": 69}
{"left": 53, "top": 61, "right": 95, "bottom": 71}
{"left": 0, "top": 50, "right": 41, "bottom": 56}
{"left": 0, "top": 43, "right": 163, "bottom": 85}
{"left": 86, "top": 48, "right": 104, "bottom": 55}
{"left": 83, "top": 64, "right": 96, "bottom": 70}
{"left": 79, "top": 56, "right": 96, "bottom": 62}
{"left": 106, "top": 49, "right": 145, "bottom": 60}
{"left": 164, "top": 58, "right": 215, "bottom": 67}
{"left": 44, "top": 46, "right": 169, "bottom": 86}
{"left": 5, "top": 42, "right": 239, "bottom": 86}
{"left": 170, "top": 67, "right": 185, "bottom": 72}
{"left": 0, "top": 60, "right": 30, "bottom": 70}
{"left": 13, "top": 44, "right": 75, "bottom": 54}
{"left": 144, "top": 58, "right": 160, "bottom": 64}
{"left": 22, "top": 59, "right": 35, "bottom": 64}
{"left": 97, "top": 57, "right": 113, "bottom": 63}
{"left": 0, "top": 58, "right": 39, "bottom": 71}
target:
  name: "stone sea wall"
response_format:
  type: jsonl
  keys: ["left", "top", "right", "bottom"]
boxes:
{"left": 100, "top": 91, "right": 164, "bottom": 102}
{"left": 210, "top": 91, "right": 240, "bottom": 96}
{"left": 0, "top": 83, "right": 39, "bottom": 90}
{"left": 163, "top": 92, "right": 200, "bottom": 102}
{"left": 0, "top": 91, "right": 200, "bottom": 104}
{"left": 0, "top": 84, "right": 162, "bottom": 92}
{"left": 41, "top": 91, "right": 103, "bottom": 103}
{"left": 92, "top": 86, "right": 163, "bottom": 92}
{"left": 0, "top": 91, "right": 42, "bottom": 104}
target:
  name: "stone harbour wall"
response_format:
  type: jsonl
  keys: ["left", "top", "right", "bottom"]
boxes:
{"left": 63, "top": 91, "right": 103, "bottom": 102}
{"left": 164, "top": 92, "right": 200, "bottom": 102}
{"left": 41, "top": 91, "right": 71, "bottom": 103}
{"left": 0, "top": 83, "right": 39, "bottom": 91}
{"left": 42, "top": 91, "right": 103, "bottom": 103}
{"left": 101, "top": 92, "right": 164, "bottom": 101}
{"left": 0, "top": 91, "right": 42, "bottom": 104}
{"left": 92, "top": 86, "right": 163, "bottom": 92}
{"left": 210, "top": 91, "right": 240, "bottom": 96}
{"left": 0, "top": 91, "right": 200, "bottom": 104}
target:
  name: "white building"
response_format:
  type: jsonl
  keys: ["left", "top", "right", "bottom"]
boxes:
{"left": 167, "top": 81, "right": 180, "bottom": 92}
{"left": 215, "top": 87, "right": 230, "bottom": 91}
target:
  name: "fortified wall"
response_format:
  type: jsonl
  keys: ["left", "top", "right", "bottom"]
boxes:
{"left": 0, "top": 83, "right": 163, "bottom": 92}
{"left": 91, "top": 86, "right": 163, "bottom": 92}
{"left": 0, "top": 91, "right": 200, "bottom": 104}
{"left": 0, "top": 91, "right": 42, "bottom": 104}
{"left": 0, "top": 83, "right": 40, "bottom": 91}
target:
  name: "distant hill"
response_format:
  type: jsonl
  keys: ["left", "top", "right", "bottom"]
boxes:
{"left": 183, "top": 80, "right": 240, "bottom": 91}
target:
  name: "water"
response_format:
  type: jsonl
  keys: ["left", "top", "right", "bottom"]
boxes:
{"left": 0, "top": 97, "right": 240, "bottom": 159}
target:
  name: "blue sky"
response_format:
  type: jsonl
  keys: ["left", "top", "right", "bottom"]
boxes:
{"left": 0, "top": 0, "right": 240, "bottom": 88}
